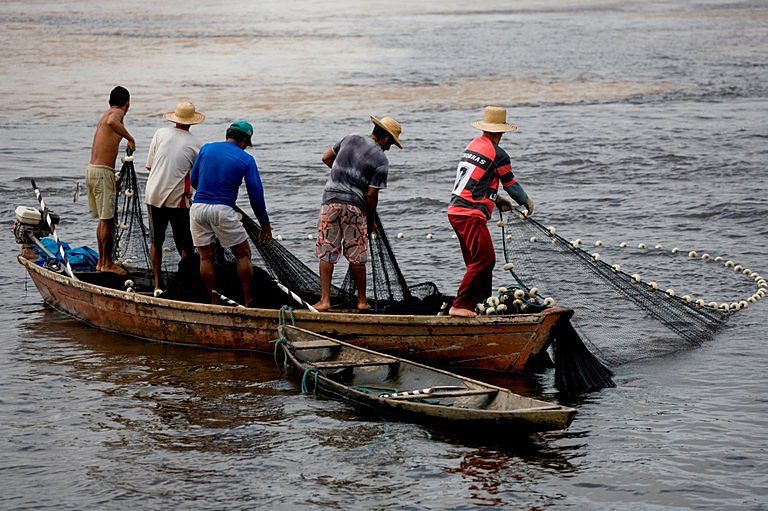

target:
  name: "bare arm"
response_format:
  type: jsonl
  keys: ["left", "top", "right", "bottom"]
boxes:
{"left": 366, "top": 187, "right": 379, "bottom": 233}
{"left": 106, "top": 110, "right": 136, "bottom": 150}
{"left": 321, "top": 148, "right": 335, "bottom": 169}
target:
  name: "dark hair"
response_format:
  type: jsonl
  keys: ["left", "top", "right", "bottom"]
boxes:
{"left": 109, "top": 86, "right": 130, "bottom": 107}
{"left": 372, "top": 124, "right": 391, "bottom": 142}
{"left": 226, "top": 128, "right": 251, "bottom": 146}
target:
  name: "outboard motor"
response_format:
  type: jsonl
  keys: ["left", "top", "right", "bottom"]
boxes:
{"left": 13, "top": 205, "right": 60, "bottom": 262}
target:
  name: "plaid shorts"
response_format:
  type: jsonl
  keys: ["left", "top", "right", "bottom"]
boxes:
{"left": 315, "top": 203, "right": 368, "bottom": 264}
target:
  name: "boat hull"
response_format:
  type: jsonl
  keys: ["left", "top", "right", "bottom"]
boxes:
{"left": 19, "top": 256, "right": 569, "bottom": 372}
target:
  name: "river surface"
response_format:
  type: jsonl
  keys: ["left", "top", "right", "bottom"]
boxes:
{"left": 1, "top": 1, "right": 767, "bottom": 509}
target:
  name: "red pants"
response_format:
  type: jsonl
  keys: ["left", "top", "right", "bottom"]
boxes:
{"left": 449, "top": 214, "right": 495, "bottom": 310}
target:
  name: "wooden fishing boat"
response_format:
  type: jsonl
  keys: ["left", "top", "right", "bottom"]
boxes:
{"left": 277, "top": 325, "right": 576, "bottom": 431}
{"left": 17, "top": 255, "right": 572, "bottom": 373}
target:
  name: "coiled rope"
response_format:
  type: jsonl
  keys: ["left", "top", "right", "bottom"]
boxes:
{"left": 301, "top": 368, "right": 322, "bottom": 394}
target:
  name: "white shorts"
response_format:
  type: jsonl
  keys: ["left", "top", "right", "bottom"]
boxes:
{"left": 190, "top": 203, "right": 248, "bottom": 248}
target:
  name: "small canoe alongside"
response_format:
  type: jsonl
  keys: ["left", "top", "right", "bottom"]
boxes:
{"left": 277, "top": 325, "right": 577, "bottom": 432}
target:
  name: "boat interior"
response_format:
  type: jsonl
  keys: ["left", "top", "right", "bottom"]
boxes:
{"left": 65, "top": 256, "right": 449, "bottom": 315}
{"left": 283, "top": 327, "right": 562, "bottom": 413}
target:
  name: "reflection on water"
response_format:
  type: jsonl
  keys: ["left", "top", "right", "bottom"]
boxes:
{"left": 10, "top": 307, "right": 583, "bottom": 509}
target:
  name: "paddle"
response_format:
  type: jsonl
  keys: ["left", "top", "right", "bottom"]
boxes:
{"left": 30, "top": 179, "right": 78, "bottom": 280}
{"left": 273, "top": 279, "right": 319, "bottom": 313}
{"left": 212, "top": 290, "right": 245, "bottom": 308}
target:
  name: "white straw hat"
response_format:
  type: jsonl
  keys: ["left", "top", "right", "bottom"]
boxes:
{"left": 164, "top": 101, "right": 206, "bottom": 125}
{"left": 471, "top": 106, "right": 517, "bottom": 133}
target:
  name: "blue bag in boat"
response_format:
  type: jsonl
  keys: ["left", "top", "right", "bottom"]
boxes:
{"left": 34, "top": 237, "right": 99, "bottom": 271}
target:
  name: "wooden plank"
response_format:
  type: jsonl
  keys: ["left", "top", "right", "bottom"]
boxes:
{"left": 290, "top": 340, "right": 339, "bottom": 350}
{"left": 384, "top": 388, "right": 498, "bottom": 400}
{"left": 310, "top": 358, "right": 398, "bottom": 369}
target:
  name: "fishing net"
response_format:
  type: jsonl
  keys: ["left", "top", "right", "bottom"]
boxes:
{"left": 111, "top": 152, "right": 443, "bottom": 312}
{"left": 494, "top": 209, "right": 759, "bottom": 366}
{"left": 240, "top": 209, "right": 444, "bottom": 313}
{"left": 112, "top": 153, "right": 151, "bottom": 270}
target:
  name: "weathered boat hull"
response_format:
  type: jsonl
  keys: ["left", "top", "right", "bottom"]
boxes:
{"left": 19, "top": 256, "right": 570, "bottom": 372}
{"left": 279, "top": 325, "right": 576, "bottom": 432}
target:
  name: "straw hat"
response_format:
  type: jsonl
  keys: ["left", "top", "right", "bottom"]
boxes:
{"left": 164, "top": 101, "right": 206, "bottom": 125}
{"left": 370, "top": 115, "right": 403, "bottom": 148}
{"left": 471, "top": 106, "right": 517, "bottom": 133}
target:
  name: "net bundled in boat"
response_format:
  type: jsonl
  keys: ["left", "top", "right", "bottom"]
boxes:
{"left": 112, "top": 154, "right": 151, "bottom": 271}
{"left": 110, "top": 154, "right": 443, "bottom": 312}
{"left": 240, "top": 209, "right": 444, "bottom": 313}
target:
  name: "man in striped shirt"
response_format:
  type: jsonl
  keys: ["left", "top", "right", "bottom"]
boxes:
{"left": 447, "top": 106, "right": 535, "bottom": 318}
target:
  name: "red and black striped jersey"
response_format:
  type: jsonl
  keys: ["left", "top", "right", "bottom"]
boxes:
{"left": 448, "top": 135, "right": 517, "bottom": 220}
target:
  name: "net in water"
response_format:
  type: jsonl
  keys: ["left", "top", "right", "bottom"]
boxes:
{"left": 496, "top": 209, "right": 744, "bottom": 366}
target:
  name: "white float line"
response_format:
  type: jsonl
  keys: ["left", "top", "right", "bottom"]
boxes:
{"left": 267, "top": 225, "right": 764, "bottom": 311}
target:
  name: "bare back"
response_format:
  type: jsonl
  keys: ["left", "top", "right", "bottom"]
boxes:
{"left": 90, "top": 107, "right": 127, "bottom": 167}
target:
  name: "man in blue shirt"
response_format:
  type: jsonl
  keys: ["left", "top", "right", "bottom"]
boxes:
{"left": 190, "top": 121, "right": 272, "bottom": 306}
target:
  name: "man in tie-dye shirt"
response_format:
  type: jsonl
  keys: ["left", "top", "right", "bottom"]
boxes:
{"left": 314, "top": 115, "right": 403, "bottom": 312}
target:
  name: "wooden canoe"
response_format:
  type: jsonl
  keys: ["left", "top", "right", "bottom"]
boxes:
{"left": 18, "top": 255, "right": 571, "bottom": 373}
{"left": 278, "top": 325, "right": 576, "bottom": 432}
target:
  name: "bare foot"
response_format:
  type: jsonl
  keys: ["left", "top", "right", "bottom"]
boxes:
{"left": 449, "top": 306, "right": 477, "bottom": 318}
{"left": 312, "top": 301, "right": 331, "bottom": 312}
{"left": 357, "top": 301, "right": 371, "bottom": 311}
{"left": 100, "top": 262, "right": 128, "bottom": 276}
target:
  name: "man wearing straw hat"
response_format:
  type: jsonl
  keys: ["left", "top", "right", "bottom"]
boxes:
{"left": 144, "top": 100, "right": 205, "bottom": 294}
{"left": 447, "top": 106, "right": 535, "bottom": 318}
{"left": 313, "top": 115, "right": 403, "bottom": 312}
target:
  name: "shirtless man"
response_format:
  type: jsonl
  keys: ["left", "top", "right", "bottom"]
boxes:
{"left": 86, "top": 86, "right": 136, "bottom": 275}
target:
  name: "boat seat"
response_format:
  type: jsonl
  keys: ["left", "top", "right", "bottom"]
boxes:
{"left": 311, "top": 358, "right": 398, "bottom": 369}
{"left": 290, "top": 340, "right": 340, "bottom": 350}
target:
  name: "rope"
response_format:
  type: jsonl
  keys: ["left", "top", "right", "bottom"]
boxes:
{"left": 273, "top": 336, "right": 289, "bottom": 370}
{"left": 349, "top": 385, "right": 399, "bottom": 395}
{"left": 278, "top": 305, "right": 295, "bottom": 326}
{"left": 300, "top": 367, "right": 322, "bottom": 394}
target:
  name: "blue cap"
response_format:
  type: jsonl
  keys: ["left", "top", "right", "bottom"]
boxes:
{"left": 228, "top": 121, "right": 253, "bottom": 146}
